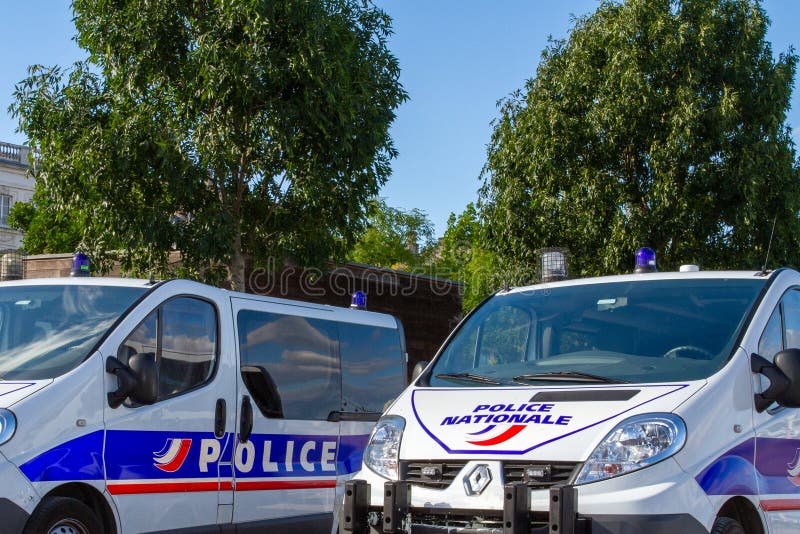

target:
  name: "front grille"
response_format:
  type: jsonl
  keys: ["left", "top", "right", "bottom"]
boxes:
{"left": 401, "top": 460, "right": 580, "bottom": 490}
{"left": 401, "top": 461, "right": 468, "bottom": 489}
{"left": 503, "top": 461, "right": 579, "bottom": 489}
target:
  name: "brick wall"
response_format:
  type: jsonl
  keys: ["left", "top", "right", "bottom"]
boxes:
{"left": 24, "top": 254, "right": 463, "bottom": 376}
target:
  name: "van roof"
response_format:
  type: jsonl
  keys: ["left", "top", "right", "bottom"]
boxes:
{"left": 0, "top": 277, "right": 400, "bottom": 328}
{"left": 504, "top": 269, "right": 772, "bottom": 295}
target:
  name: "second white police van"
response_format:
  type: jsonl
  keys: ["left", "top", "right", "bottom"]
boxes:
{"left": 0, "top": 274, "right": 407, "bottom": 534}
{"left": 342, "top": 252, "right": 800, "bottom": 534}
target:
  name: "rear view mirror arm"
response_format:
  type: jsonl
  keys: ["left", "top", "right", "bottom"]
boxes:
{"left": 106, "top": 356, "right": 138, "bottom": 409}
{"left": 751, "top": 353, "right": 790, "bottom": 413}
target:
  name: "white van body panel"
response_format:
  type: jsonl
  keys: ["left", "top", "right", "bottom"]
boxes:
{"left": 0, "top": 277, "right": 406, "bottom": 534}
{"left": 346, "top": 269, "right": 800, "bottom": 534}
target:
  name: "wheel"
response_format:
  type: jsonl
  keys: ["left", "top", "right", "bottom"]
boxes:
{"left": 711, "top": 516, "right": 746, "bottom": 534}
{"left": 663, "top": 345, "right": 714, "bottom": 360}
{"left": 23, "top": 496, "right": 102, "bottom": 534}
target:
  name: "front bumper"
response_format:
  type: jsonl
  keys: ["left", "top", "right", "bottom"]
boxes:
{"left": 340, "top": 480, "right": 707, "bottom": 534}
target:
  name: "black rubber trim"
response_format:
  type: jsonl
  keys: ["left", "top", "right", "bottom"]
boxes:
{"left": 327, "top": 411, "right": 382, "bottom": 422}
{"left": 0, "top": 497, "right": 30, "bottom": 534}
{"left": 147, "top": 513, "right": 332, "bottom": 534}
{"left": 728, "top": 269, "right": 783, "bottom": 362}
{"left": 531, "top": 390, "right": 640, "bottom": 402}
{"left": 234, "top": 512, "right": 332, "bottom": 533}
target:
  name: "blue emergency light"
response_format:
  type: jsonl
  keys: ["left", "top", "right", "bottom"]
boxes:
{"left": 634, "top": 247, "right": 657, "bottom": 273}
{"left": 70, "top": 252, "right": 91, "bottom": 277}
{"left": 350, "top": 291, "right": 367, "bottom": 310}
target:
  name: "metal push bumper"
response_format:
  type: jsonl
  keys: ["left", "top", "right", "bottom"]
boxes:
{"left": 339, "top": 480, "right": 589, "bottom": 534}
{"left": 340, "top": 480, "right": 708, "bottom": 534}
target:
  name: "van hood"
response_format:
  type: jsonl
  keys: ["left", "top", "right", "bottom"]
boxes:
{"left": 0, "top": 381, "right": 51, "bottom": 408}
{"left": 401, "top": 382, "right": 704, "bottom": 461}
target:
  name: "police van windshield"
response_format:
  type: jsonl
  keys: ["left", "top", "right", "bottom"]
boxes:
{"left": 429, "top": 278, "right": 764, "bottom": 386}
{"left": 0, "top": 285, "right": 146, "bottom": 380}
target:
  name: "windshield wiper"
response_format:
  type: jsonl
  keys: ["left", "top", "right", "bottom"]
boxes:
{"left": 513, "top": 371, "right": 628, "bottom": 384}
{"left": 435, "top": 372, "right": 502, "bottom": 385}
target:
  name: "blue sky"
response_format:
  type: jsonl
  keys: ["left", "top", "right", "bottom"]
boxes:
{"left": 1, "top": 1, "right": 798, "bottom": 236}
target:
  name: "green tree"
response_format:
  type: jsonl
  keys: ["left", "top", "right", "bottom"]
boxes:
{"left": 434, "top": 203, "right": 519, "bottom": 312}
{"left": 8, "top": 198, "right": 83, "bottom": 254}
{"left": 481, "top": 0, "right": 800, "bottom": 277}
{"left": 12, "top": 0, "right": 406, "bottom": 289}
{"left": 348, "top": 198, "right": 435, "bottom": 271}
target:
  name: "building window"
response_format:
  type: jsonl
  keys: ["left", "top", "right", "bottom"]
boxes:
{"left": 0, "top": 195, "right": 11, "bottom": 226}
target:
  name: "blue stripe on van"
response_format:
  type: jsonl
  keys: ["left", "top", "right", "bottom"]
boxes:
{"left": 19, "top": 430, "right": 369, "bottom": 483}
{"left": 19, "top": 430, "right": 105, "bottom": 482}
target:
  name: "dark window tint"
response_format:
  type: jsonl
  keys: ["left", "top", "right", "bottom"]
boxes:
{"left": 119, "top": 297, "right": 217, "bottom": 401}
{"left": 759, "top": 306, "right": 783, "bottom": 360}
{"left": 340, "top": 323, "right": 404, "bottom": 413}
{"left": 237, "top": 310, "right": 339, "bottom": 420}
{"left": 782, "top": 290, "right": 800, "bottom": 350}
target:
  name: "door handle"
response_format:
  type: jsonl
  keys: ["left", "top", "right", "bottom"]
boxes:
{"left": 215, "top": 398, "right": 226, "bottom": 438}
{"left": 239, "top": 396, "right": 253, "bottom": 443}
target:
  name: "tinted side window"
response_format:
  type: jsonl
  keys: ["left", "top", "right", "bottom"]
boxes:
{"left": 340, "top": 323, "right": 404, "bottom": 413}
{"left": 759, "top": 306, "right": 783, "bottom": 360}
{"left": 783, "top": 290, "right": 800, "bottom": 350}
{"left": 237, "top": 310, "right": 339, "bottom": 420}
{"left": 159, "top": 298, "right": 217, "bottom": 398}
{"left": 118, "top": 297, "right": 218, "bottom": 401}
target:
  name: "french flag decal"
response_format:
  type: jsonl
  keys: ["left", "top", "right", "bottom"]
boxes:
{"left": 153, "top": 438, "right": 192, "bottom": 473}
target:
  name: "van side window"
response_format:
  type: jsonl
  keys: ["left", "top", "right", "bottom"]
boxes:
{"left": 782, "top": 290, "right": 800, "bottom": 349}
{"left": 758, "top": 306, "right": 783, "bottom": 359}
{"left": 340, "top": 323, "right": 404, "bottom": 413}
{"left": 237, "top": 310, "right": 339, "bottom": 420}
{"left": 118, "top": 297, "right": 218, "bottom": 401}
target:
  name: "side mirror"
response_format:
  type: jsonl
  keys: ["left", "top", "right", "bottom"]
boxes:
{"left": 774, "top": 349, "right": 800, "bottom": 407}
{"left": 751, "top": 350, "right": 800, "bottom": 412}
{"left": 128, "top": 352, "right": 159, "bottom": 405}
{"left": 411, "top": 360, "right": 429, "bottom": 383}
{"left": 106, "top": 354, "right": 158, "bottom": 408}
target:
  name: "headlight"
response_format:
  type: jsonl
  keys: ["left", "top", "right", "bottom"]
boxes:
{"left": 364, "top": 415, "right": 405, "bottom": 480}
{"left": 575, "top": 413, "right": 685, "bottom": 485}
{"left": 0, "top": 409, "right": 16, "bottom": 446}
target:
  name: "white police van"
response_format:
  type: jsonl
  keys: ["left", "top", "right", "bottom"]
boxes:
{"left": 0, "top": 275, "right": 407, "bottom": 534}
{"left": 342, "top": 252, "right": 800, "bottom": 534}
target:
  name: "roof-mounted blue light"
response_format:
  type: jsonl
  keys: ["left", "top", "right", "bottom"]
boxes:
{"left": 70, "top": 252, "right": 91, "bottom": 277}
{"left": 350, "top": 291, "right": 367, "bottom": 310}
{"left": 635, "top": 247, "right": 657, "bottom": 273}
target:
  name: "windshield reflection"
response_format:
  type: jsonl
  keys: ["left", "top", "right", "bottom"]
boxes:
{"left": 430, "top": 278, "right": 764, "bottom": 386}
{"left": 0, "top": 285, "right": 146, "bottom": 380}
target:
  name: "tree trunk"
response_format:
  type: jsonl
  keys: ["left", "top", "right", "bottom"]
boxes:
{"left": 230, "top": 233, "right": 246, "bottom": 292}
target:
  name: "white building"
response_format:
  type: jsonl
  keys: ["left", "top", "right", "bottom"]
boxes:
{"left": 0, "top": 141, "right": 34, "bottom": 250}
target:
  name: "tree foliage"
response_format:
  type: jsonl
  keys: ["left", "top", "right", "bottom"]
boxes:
{"left": 12, "top": 0, "right": 406, "bottom": 289}
{"left": 481, "top": 0, "right": 800, "bottom": 277}
{"left": 348, "top": 198, "right": 435, "bottom": 271}
{"left": 8, "top": 198, "right": 83, "bottom": 255}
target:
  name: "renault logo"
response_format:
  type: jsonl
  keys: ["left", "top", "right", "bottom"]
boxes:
{"left": 463, "top": 464, "right": 492, "bottom": 495}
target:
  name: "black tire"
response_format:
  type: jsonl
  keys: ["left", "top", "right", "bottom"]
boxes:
{"left": 23, "top": 496, "right": 102, "bottom": 534}
{"left": 711, "top": 516, "right": 746, "bottom": 534}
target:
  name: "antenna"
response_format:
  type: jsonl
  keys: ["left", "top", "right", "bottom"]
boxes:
{"left": 761, "top": 216, "right": 778, "bottom": 274}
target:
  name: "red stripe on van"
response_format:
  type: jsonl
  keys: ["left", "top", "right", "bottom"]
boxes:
{"left": 235, "top": 480, "right": 336, "bottom": 491}
{"left": 467, "top": 424, "right": 526, "bottom": 446}
{"left": 761, "top": 499, "right": 800, "bottom": 511}
{"left": 108, "top": 481, "right": 221, "bottom": 495}
{"left": 107, "top": 479, "right": 334, "bottom": 494}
